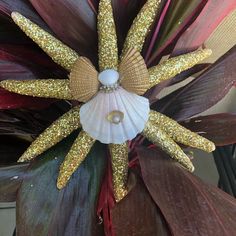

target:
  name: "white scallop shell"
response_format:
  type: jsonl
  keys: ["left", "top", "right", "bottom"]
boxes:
{"left": 80, "top": 87, "right": 150, "bottom": 144}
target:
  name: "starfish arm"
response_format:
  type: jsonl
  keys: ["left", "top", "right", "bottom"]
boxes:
{"left": 57, "top": 131, "right": 96, "bottom": 189}
{"left": 149, "top": 111, "right": 216, "bottom": 152}
{"left": 122, "top": 0, "right": 161, "bottom": 55}
{"left": 98, "top": 0, "right": 118, "bottom": 71}
{"left": 109, "top": 143, "right": 129, "bottom": 202}
{"left": 148, "top": 49, "right": 212, "bottom": 88}
{"left": 142, "top": 120, "right": 194, "bottom": 172}
{"left": 18, "top": 106, "right": 81, "bottom": 162}
{"left": 11, "top": 12, "right": 79, "bottom": 71}
{"left": 0, "top": 79, "right": 73, "bottom": 100}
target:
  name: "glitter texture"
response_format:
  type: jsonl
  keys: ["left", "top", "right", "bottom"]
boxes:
{"left": 142, "top": 120, "right": 194, "bottom": 172}
{"left": 18, "top": 106, "right": 81, "bottom": 162}
{"left": 57, "top": 131, "right": 95, "bottom": 189}
{"left": 109, "top": 143, "right": 129, "bottom": 202}
{"left": 98, "top": 0, "right": 118, "bottom": 71}
{"left": 5, "top": 7, "right": 216, "bottom": 190}
{"left": 149, "top": 111, "right": 215, "bottom": 152}
{"left": 11, "top": 12, "right": 79, "bottom": 71}
{"left": 148, "top": 49, "right": 212, "bottom": 88}
{"left": 0, "top": 79, "right": 73, "bottom": 100}
{"left": 122, "top": 0, "right": 161, "bottom": 55}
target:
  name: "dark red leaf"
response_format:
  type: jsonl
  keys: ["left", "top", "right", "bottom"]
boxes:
{"left": 146, "top": 63, "right": 211, "bottom": 103}
{"left": 29, "top": 0, "right": 98, "bottom": 62}
{"left": 138, "top": 147, "right": 236, "bottom": 236}
{"left": 0, "top": 44, "right": 67, "bottom": 79}
{"left": 0, "top": 136, "right": 29, "bottom": 164}
{"left": 0, "top": 163, "right": 29, "bottom": 202}
{"left": 0, "top": 15, "right": 32, "bottom": 45}
{"left": 0, "top": 0, "right": 50, "bottom": 31}
{"left": 0, "top": 89, "right": 53, "bottom": 109}
{"left": 181, "top": 113, "right": 236, "bottom": 146}
{"left": 111, "top": 0, "right": 146, "bottom": 52}
{"left": 0, "top": 60, "right": 36, "bottom": 80}
{"left": 111, "top": 175, "right": 171, "bottom": 236}
{"left": 152, "top": 46, "right": 236, "bottom": 120}
{"left": 172, "top": 0, "right": 236, "bottom": 56}
{"left": 16, "top": 134, "right": 106, "bottom": 236}
{"left": 167, "top": 63, "right": 211, "bottom": 86}
{"left": 0, "top": 105, "right": 65, "bottom": 139}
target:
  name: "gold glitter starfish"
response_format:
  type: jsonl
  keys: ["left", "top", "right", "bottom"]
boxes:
{"left": 0, "top": 0, "right": 215, "bottom": 202}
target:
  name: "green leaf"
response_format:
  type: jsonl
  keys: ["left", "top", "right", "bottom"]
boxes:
{"left": 0, "top": 163, "right": 29, "bottom": 202}
{"left": 16, "top": 132, "right": 106, "bottom": 236}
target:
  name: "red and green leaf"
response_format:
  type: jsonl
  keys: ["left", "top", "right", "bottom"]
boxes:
{"left": 16, "top": 134, "right": 106, "bottom": 236}
{"left": 152, "top": 46, "right": 236, "bottom": 120}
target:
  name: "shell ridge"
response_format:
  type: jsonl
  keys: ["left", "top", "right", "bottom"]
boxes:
{"left": 69, "top": 57, "right": 99, "bottom": 102}
{"left": 112, "top": 89, "right": 131, "bottom": 143}
{"left": 122, "top": 90, "right": 150, "bottom": 133}
{"left": 117, "top": 88, "right": 140, "bottom": 138}
{"left": 123, "top": 90, "right": 148, "bottom": 122}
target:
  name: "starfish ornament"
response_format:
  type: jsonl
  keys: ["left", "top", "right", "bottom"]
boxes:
{"left": 1, "top": 0, "right": 215, "bottom": 202}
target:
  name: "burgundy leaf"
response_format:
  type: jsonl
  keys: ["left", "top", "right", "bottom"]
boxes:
{"left": 172, "top": 0, "right": 236, "bottom": 56}
{"left": 111, "top": 0, "right": 146, "bottom": 52}
{"left": 146, "top": 63, "right": 211, "bottom": 103}
{"left": 181, "top": 113, "right": 236, "bottom": 146}
{"left": 167, "top": 63, "right": 211, "bottom": 86}
{"left": 0, "top": 15, "right": 33, "bottom": 45}
{"left": 0, "top": 89, "right": 53, "bottom": 109}
{"left": 0, "top": 163, "right": 29, "bottom": 202}
{"left": 0, "top": 44, "right": 67, "bottom": 79}
{"left": 152, "top": 46, "right": 236, "bottom": 120}
{"left": 138, "top": 147, "right": 236, "bottom": 236}
{"left": 29, "top": 0, "right": 98, "bottom": 61}
{"left": 0, "top": 0, "right": 50, "bottom": 31}
{"left": 0, "top": 136, "right": 29, "bottom": 164}
{"left": 0, "top": 106, "right": 63, "bottom": 139}
{"left": 0, "top": 60, "right": 36, "bottom": 80}
{"left": 111, "top": 176, "right": 171, "bottom": 236}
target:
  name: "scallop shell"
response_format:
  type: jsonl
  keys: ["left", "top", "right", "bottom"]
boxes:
{"left": 80, "top": 87, "right": 150, "bottom": 144}
{"left": 119, "top": 48, "right": 149, "bottom": 95}
{"left": 69, "top": 57, "right": 99, "bottom": 102}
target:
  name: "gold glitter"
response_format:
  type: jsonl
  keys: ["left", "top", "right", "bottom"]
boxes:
{"left": 109, "top": 143, "right": 129, "bottom": 202}
{"left": 11, "top": 12, "right": 79, "bottom": 71}
{"left": 142, "top": 120, "right": 194, "bottom": 172}
{"left": 122, "top": 0, "right": 161, "bottom": 55}
{"left": 57, "top": 131, "right": 95, "bottom": 189}
{"left": 149, "top": 111, "right": 216, "bottom": 152}
{"left": 6, "top": 6, "right": 215, "bottom": 190}
{"left": 97, "top": 0, "right": 118, "bottom": 71}
{"left": 148, "top": 49, "right": 212, "bottom": 88}
{"left": 18, "top": 106, "right": 81, "bottom": 162}
{"left": 0, "top": 79, "right": 73, "bottom": 100}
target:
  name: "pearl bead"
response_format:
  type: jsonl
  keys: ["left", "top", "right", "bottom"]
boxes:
{"left": 112, "top": 115, "right": 121, "bottom": 123}
{"left": 107, "top": 110, "right": 124, "bottom": 124}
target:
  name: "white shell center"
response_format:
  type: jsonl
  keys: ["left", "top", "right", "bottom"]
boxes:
{"left": 98, "top": 69, "right": 119, "bottom": 86}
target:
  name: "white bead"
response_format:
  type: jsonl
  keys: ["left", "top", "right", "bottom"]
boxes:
{"left": 98, "top": 69, "right": 119, "bottom": 86}
{"left": 112, "top": 115, "right": 121, "bottom": 123}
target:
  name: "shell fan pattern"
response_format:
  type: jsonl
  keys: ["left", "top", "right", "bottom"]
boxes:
{"left": 0, "top": 0, "right": 215, "bottom": 202}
